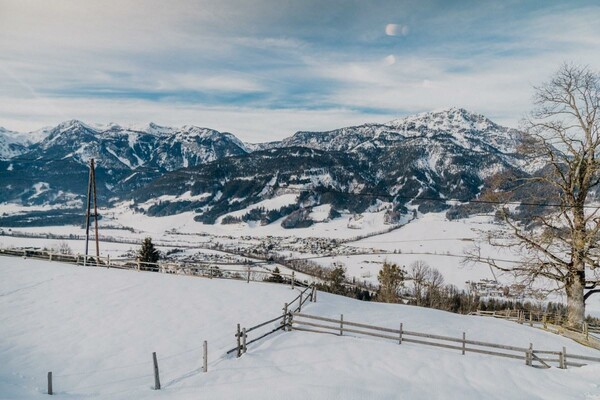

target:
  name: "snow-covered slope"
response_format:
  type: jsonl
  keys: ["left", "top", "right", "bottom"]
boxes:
{"left": 27, "top": 119, "right": 248, "bottom": 171}
{"left": 0, "top": 126, "right": 49, "bottom": 159}
{"left": 276, "top": 108, "right": 521, "bottom": 155}
{"left": 2, "top": 257, "right": 599, "bottom": 399}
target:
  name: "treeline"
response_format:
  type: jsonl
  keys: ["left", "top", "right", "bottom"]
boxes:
{"left": 221, "top": 204, "right": 301, "bottom": 225}
{"left": 290, "top": 259, "right": 599, "bottom": 323}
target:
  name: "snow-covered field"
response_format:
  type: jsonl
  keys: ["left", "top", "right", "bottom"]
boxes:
{"left": 337, "top": 213, "right": 513, "bottom": 288}
{"left": 2, "top": 208, "right": 600, "bottom": 316}
{"left": 2, "top": 257, "right": 600, "bottom": 399}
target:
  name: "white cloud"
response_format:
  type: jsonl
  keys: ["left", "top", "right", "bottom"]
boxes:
{"left": 0, "top": 96, "right": 391, "bottom": 143}
{"left": 1, "top": 1, "right": 600, "bottom": 140}
{"left": 385, "top": 24, "right": 410, "bottom": 37}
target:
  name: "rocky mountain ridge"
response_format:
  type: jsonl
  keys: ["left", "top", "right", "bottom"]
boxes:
{"left": 0, "top": 108, "right": 537, "bottom": 227}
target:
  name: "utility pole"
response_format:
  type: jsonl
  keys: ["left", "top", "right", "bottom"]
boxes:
{"left": 84, "top": 158, "right": 100, "bottom": 265}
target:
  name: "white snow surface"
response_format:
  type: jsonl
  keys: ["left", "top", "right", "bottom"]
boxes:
{"left": 2, "top": 257, "right": 600, "bottom": 399}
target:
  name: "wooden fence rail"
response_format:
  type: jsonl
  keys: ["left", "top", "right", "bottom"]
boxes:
{"left": 291, "top": 312, "right": 600, "bottom": 369}
{"left": 227, "top": 285, "right": 316, "bottom": 357}
{"left": 470, "top": 309, "right": 600, "bottom": 347}
{"left": 0, "top": 248, "right": 311, "bottom": 288}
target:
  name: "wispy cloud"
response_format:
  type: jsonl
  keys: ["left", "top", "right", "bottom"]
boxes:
{"left": 0, "top": 0, "right": 599, "bottom": 139}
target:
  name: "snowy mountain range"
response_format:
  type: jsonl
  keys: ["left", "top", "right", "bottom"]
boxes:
{"left": 0, "top": 108, "right": 540, "bottom": 226}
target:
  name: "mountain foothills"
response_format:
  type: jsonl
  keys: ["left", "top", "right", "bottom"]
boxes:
{"left": 0, "top": 108, "right": 548, "bottom": 227}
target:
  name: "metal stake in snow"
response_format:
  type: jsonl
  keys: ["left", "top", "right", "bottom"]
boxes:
{"left": 47, "top": 371, "right": 53, "bottom": 395}
{"left": 203, "top": 341, "right": 208, "bottom": 373}
{"left": 152, "top": 352, "right": 161, "bottom": 390}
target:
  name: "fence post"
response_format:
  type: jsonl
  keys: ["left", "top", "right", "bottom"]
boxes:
{"left": 246, "top": 265, "right": 250, "bottom": 283}
{"left": 242, "top": 328, "right": 247, "bottom": 354}
{"left": 298, "top": 292, "right": 303, "bottom": 312}
{"left": 559, "top": 349, "right": 565, "bottom": 369}
{"left": 49, "top": 253, "right": 52, "bottom": 261}
{"left": 340, "top": 314, "right": 344, "bottom": 336}
{"left": 543, "top": 313, "right": 547, "bottom": 329}
{"left": 311, "top": 286, "right": 316, "bottom": 302}
{"left": 563, "top": 346, "right": 568, "bottom": 369}
{"left": 399, "top": 323, "right": 403, "bottom": 344}
{"left": 203, "top": 340, "right": 208, "bottom": 373}
{"left": 152, "top": 352, "right": 161, "bottom": 390}
{"left": 529, "top": 312, "right": 533, "bottom": 327}
{"left": 282, "top": 303, "right": 289, "bottom": 331}
{"left": 583, "top": 322, "right": 589, "bottom": 340}
{"left": 136, "top": 259, "right": 141, "bottom": 271}
{"left": 47, "top": 371, "right": 53, "bottom": 395}
{"left": 525, "top": 343, "right": 533, "bottom": 366}
{"left": 291, "top": 272, "right": 295, "bottom": 290}
{"left": 236, "top": 324, "right": 242, "bottom": 358}
{"left": 462, "top": 332, "right": 466, "bottom": 355}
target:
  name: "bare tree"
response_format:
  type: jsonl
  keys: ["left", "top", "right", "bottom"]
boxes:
{"left": 54, "top": 241, "right": 73, "bottom": 255}
{"left": 469, "top": 64, "right": 600, "bottom": 329}
{"left": 409, "top": 260, "right": 430, "bottom": 306}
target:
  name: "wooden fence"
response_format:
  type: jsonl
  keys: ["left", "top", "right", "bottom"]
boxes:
{"left": 0, "top": 247, "right": 312, "bottom": 288}
{"left": 471, "top": 309, "right": 600, "bottom": 345}
{"left": 291, "top": 312, "right": 600, "bottom": 369}
{"left": 227, "top": 285, "right": 316, "bottom": 357}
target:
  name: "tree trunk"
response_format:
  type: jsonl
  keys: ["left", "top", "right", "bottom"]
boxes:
{"left": 565, "top": 271, "right": 585, "bottom": 329}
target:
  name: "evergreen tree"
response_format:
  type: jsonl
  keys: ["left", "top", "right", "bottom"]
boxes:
{"left": 329, "top": 264, "right": 347, "bottom": 295}
{"left": 377, "top": 262, "right": 404, "bottom": 303}
{"left": 265, "top": 266, "right": 285, "bottom": 283}
{"left": 138, "top": 236, "right": 160, "bottom": 264}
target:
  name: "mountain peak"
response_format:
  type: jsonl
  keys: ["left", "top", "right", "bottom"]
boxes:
{"left": 56, "top": 119, "right": 93, "bottom": 131}
{"left": 388, "top": 107, "right": 497, "bottom": 132}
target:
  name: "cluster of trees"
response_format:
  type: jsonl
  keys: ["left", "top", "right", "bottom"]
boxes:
{"left": 281, "top": 209, "right": 314, "bottom": 229}
{"left": 374, "top": 260, "right": 479, "bottom": 314}
{"left": 313, "top": 264, "right": 372, "bottom": 300}
{"left": 222, "top": 204, "right": 302, "bottom": 226}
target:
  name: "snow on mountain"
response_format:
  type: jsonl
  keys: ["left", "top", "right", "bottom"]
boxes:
{"left": 2, "top": 257, "right": 599, "bottom": 399}
{"left": 276, "top": 108, "right": 521, "bottom": 155}
{"left": 0, "top": 109, "right": 539, "bottom": 224}
{"left": 26, "top": 120, "right": 249, "bottom": 171}
{"left": 0, "top": 126, "right": 50, "bottom": 159}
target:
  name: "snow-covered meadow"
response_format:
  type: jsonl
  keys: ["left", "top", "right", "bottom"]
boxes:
{"left": 1, "top": 257, "right": 600, "bottom": 399}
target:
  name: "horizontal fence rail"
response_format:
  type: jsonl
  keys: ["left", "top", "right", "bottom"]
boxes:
{"left": 227, "top": 285, "right": 316, "bottom": 357}
{"left": 291, "top": 312, "right": 600, "bottom": 369}
{"left": 470, "top": 309, "right": 600, "bottom": 347}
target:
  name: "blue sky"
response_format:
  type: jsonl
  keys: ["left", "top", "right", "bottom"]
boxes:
{"left": 1, "top": 0, "right": 599, "bottom": 141}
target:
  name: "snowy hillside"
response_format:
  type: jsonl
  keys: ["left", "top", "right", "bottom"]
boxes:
{"left": 2, "top": 257, "right": 600, "bottom": 399}
{"left": 0, "top": 127, "right": 49, "bottom": 159}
